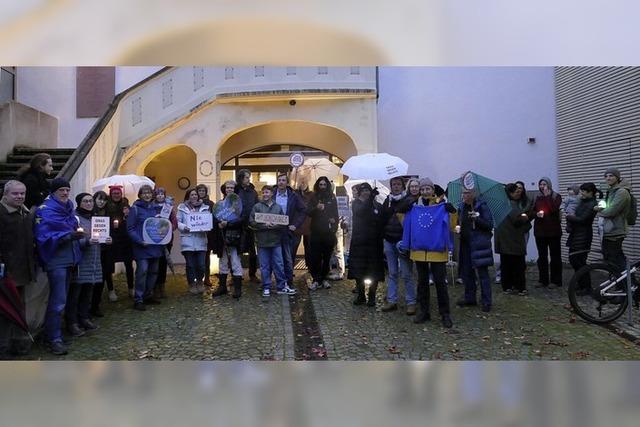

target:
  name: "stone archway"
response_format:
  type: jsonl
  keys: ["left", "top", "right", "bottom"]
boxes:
{"left": 142, "top": 145, "right": 197, "bottom": 201}
{"left": 218, "top": 120, "right": 358, "bottom": 167}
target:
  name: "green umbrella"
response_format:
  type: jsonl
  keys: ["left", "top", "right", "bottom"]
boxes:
{"left": 446, "top": 171, "right": 510, "bottom": 227}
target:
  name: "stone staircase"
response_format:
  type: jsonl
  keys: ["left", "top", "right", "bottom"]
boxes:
{"left": 0, "top": 146, "right": 76, "bottom": 191}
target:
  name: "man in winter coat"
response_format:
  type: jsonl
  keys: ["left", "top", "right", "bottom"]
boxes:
{"left": 594, "top": 167, "right": 633, "bottom": 273}
{"left": 34, "top": 178, "right": 84, "bottom": 355}
{"left": 0, "top": 181, "right": 36, "bottom": 358}
{"left": 250, "top": 186, "right": 296, "bottom": 296}
{"left": 455, "top": 188, "right": 495, "bottom": 312}
{"left": 274, "top": 174, "right": 307, "bottom": 290}
{"left": 235, "top": 169, "right": 260, "bottom": 282}
{"left": 380, "top": 177, "right": 416, "bottom": 315}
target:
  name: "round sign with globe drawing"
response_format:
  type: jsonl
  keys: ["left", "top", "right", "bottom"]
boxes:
{"left": 462, "top": 171, "right": 475, "bottom": 190}
{"left": 289, "top": 152, "right": 305, "bottom": 168}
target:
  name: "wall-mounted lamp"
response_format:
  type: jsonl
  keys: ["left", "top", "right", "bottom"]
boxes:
{"left": 527, "top": 137, "right": 536, "bottom": 144}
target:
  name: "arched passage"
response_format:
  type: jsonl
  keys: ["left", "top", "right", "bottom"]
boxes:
{"left": 218, "top": 120, "right": 358, "bottom": 166}
{"left": 143, "top": 145, "right": 197, "bottom": 200}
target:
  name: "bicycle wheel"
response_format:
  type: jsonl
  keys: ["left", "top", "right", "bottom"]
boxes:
{"left": 568, "top": 263, "right": 629, "bottom": 325}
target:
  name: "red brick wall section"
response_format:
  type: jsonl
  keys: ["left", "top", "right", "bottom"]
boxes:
{"left": 76, "top": 66, "right": 115, "bottom": 118}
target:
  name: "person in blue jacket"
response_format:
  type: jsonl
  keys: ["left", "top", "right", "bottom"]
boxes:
{"left": 34, "top": 177, "right": 83, "bottom": 355}
{"left": 456, "top": 188, "right": 495, "bottom": 312}
{"left": 127, "top": 184, "right": 163, "bottom": 311}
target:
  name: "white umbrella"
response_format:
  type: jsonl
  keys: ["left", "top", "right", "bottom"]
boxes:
{"left": 341, "top": 153, "right": 408, "bottom": 181}
{"left": 92, "top": 174, "right": 155, "bottom": 201}
{"left": 343, "top": 179, "right": 390, "bottom": 205}
{"left": 292, "top": 158, "right": 341, "bottom": 188}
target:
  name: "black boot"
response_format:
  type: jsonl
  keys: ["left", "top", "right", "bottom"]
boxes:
{"left": 367, "top": 282, "right": 378, "bottom": 307}
{"left": 232, "top": 276, "right": 243, "bottom": 299}
{"left": 441, "top": 314, "right": 453, "bottom": 329}
{"left": 413, "top": 283, "right": 431, "bottom": 324}
{"left": 67, "top": 323, "right": 85, "bottom": 338}
{"left": 353, "top": 281, "right": 366, "bottom": 305}
{"left": 212, "top": 274, "right": 228, "bottom": 298}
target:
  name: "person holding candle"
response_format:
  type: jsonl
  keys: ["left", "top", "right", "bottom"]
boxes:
{"left": 127, "top": 184, "right": 163, "bottom": 311}
{"left": 495, "top": 183, "right": 532, "bottom": 296}
{"left": 66, "top": 193, "right": 112, "bottom": 337}
{"left": 34, "top": 177, "right": 84, "bottom": 355}
{"left": 105, "top": 186, "right": 135, "bottom": 300}
{"left": 566, "top": 183, "right": 601, "bottom": 295}
{"left": 532, "top": 177, "right": 563, "bottom": 289}
{"left": 455, "top": 188, "right": 494, "bottom": 312}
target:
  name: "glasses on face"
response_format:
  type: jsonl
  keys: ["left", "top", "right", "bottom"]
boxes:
{"left": 81, "top": 199, "right": 94, "bottom": 204}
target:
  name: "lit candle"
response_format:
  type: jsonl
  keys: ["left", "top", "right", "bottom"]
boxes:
{"left": 93, "top": 232, "right": 100, "bottom": 239}
{"left": 538, "top": 210, "right": 544, "bottom": 217}
{"left": 77, "top": 227, "right": 84, "bottom": 233}
{"left": 113, "top": 219, "right": 119, "bottom": 227}
{"left": 455, "top": 225, "right": 461, "bottom": 234}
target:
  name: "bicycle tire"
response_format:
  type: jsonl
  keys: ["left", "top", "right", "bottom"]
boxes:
{"left": 568, "top": 263, "right": 629, "bottom": 325}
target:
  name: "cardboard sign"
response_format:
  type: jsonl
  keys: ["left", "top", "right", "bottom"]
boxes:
{"left": 187, "top": 212, "right": 213, "bottom": 232}
{"left": 91, "top": 216, "right": 110, "bottom": 243}
{"left": 254, "top": 213, "right": 289, "bottom": 226}
{"left": 336, "top": 196, "right": 350, "bottom": 218}
{"left": 142, "top": 217, "right": 172, "bottom": 245}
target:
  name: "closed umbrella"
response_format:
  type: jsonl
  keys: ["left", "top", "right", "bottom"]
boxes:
{"left": 92, "top": 174, "right": 155, "bottom": 201}
{"left": 0, "top": 276, "right": 33, "bottom": 342}
{"left": 446, "top": 171, "right": 510, "bottom": 227}
{"left": 341, "top": 153, "right": 408, "bottom": 181}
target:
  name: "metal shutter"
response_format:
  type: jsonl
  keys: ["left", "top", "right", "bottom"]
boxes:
{"left": 556, "top": 67, "right": 640, "bottom": 262}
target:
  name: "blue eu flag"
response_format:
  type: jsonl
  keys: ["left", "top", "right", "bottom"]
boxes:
{"left": 401, "top": 204, "right": 451, "bottom": 252}
{"left": 34, "top": 196, "right": 81, "bottom": 266}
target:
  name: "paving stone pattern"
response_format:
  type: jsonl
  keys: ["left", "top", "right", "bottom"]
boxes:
{"left": 20, "top": 265, "right": 640, "bottom": 360}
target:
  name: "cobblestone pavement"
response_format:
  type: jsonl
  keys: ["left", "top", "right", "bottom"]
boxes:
{"left": 19, "top": 264, "right": 640, "bottom": 360}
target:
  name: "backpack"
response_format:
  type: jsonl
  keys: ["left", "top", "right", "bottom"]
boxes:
{"left": 627, "top": 189, "right": 638, "bottom": 226}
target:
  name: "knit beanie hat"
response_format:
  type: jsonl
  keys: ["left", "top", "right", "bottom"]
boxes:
{"left": 75, "top": 192, "right": 92, "bottom": 206}
{"left": 50, "top": 177, "right": 71, "bottom": 192}
{"left": 419, "top": 177, "right": 434, "bottom": 189}
{"left": 604, "top": 167, "right": 621, "bottom": 181}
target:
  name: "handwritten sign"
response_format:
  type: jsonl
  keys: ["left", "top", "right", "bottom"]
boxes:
{"left": 336, "top": 196, "right": 350, "bottom": 219}
{"left": 187, "top": 212, "right": 213, "bottom": 232}
{"left": 254, "top": 213, "right": 289, "bottom": 226}
{"left": 91, "top": 216, "right": 110, "bottom": 243}
{"left": 142, "top": 218, "right": 172, "bottom": 245}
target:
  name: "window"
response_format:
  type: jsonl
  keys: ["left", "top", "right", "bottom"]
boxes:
{"left": 254, "top": 66, "right": 265, "bottom": 77}
{"left": 225, "top": 67, "right": 234, "bottom": 80}
{"left": 1, "top": 67, "right": 16, "bottom": 104}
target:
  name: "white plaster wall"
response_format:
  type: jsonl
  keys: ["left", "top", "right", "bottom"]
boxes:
{"left": 378, "top": 67, "right": 557, "bottom": 189}
{"left": 16, "top": 67, "right": 95, "bottom": 148}
{"left": 377, "top": 67, "right": 557, "bottom": 261}
{"left": 115, "top": 66, "right": 164, "bottom": 94}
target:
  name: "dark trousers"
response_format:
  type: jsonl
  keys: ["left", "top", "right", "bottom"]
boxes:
{"left": 535, "top": 236, "right": 563, "bottom": 286}
{"left": 500, "top": 254, "right": 527, "bottom": 292}
{"left": 66, "top": 282, "right": 94, "bottom": 325}
{"left": 107, "top": 258, "right": 134, "bottom": 290}
{"left": 415, "top": 261, "right": 450, "bottom": 316}
{"left": 157, "top": 243, "right": 172, "bottom": 285}
{"left": 292, "top": 234, "right": 311, "bottom": 268}
{"left": 602, "top": 237, "right": 626, "bottom": 273}
{"left": 248, "top": 244, "right": 258, "bottom": 277}
{"left": 459, "top": 243, "right": 492, "bottom": 306}
{"left": 308, "top": 237, "right": 334, "bottom": 283}
{"left": 569, "top": 251, "right": 590, "bottom": 289}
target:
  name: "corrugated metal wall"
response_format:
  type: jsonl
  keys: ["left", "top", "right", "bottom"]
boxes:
{"left": 556, "top": 67, "right": 640, "bottom": 262}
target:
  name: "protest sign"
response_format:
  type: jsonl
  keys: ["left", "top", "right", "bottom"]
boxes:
{"left": 91, "top": 216, "right": 110, "bottom": 243}
{"left": 187, "top": 212, "right": 213, "bottom": 232}
{"left": 254, "top": 213, "right": 289, "bottom": 226}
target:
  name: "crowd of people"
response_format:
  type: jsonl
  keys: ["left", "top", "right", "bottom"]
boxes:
{"left": 0, "top": 151, "right": 636, "bottom": 357}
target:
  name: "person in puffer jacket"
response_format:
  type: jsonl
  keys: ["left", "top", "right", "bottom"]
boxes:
{"left": 127, "top": 184, "right": 163, "bottom": 311}
{"left": 66, "top": 193, "right": 112, "bottom": 338}
{"left": 455, "top": 188, "right": 495, "bottom": 313}
{"left": 177, "top": 188, "right": 211, "bottom": 295}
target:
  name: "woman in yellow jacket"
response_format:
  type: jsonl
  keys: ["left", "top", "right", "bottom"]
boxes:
{"left": 407, "top": 178, "right": 457, "bottom": 328}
